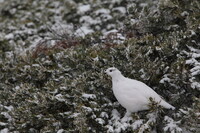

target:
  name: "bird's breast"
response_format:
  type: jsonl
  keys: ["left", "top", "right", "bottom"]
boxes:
{"left": 112, "top": 81, "right": 150, "bottom": 112}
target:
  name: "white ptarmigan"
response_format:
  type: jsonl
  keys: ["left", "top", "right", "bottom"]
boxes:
{"left": 105, "top": 67, "right": 175, "bottom": 115}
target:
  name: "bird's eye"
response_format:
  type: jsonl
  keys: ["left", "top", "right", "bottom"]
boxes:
{"left": 109, "top": 70, "right": 113, "bottom": 72}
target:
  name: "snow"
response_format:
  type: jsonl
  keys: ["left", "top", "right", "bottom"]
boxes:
{"left": 0, "top": 122, "right": 7, "bottom": 126}
{"left": 59, "top": 86, "right": 68, "bottom": 90}
{"left": 93, "top": 56, "right": 99, "bottom": 62}
{"left": 75, "top": 26, "right": 94, "bottom": 37}
{"left": 32, "top": 64, "right": 40, "bottom": 67}
{"left": 164, "top": 116, "right": 182, "bottom": 133}
{"left": 5, "top": 33, "right": 14, "bottom": 40}
{"left": 107, "top": 109, "right": 125, "bottom": 133}
{"left": 112, "top": 7, "right": 126, "bottom": 14}
{"left": 26, "top": 22, "right": 35, "bottom": 27}
{"left": 43, "top": 60, "right": 52, "bottom": 65}
{"left": 140, "top": 3, "right": 148, "bottom": 7}
{"left": 82, "top": 93, "right": 96, "bottom": 99}
{"left": 95, "top": 8, "right": 110, "bottom": 15}
{"left": 12, "top": 84, "right": 20, "bottom": 91}
{"left": 0, "top": 128, "right": 9, "bottom": 133}
{"left": 50, "top": 23, "right": 74, "bottom": 36}
{"left": 103, "top": 29, "right": 126, "bottom": 44}
{"left": 82, "top": 106, "right": 93, "bottom": 112}
{"left": 139, "top": 68, "right": 148, "bottom": 79}
{"left": 36, "top": 114, "right": 43, "bottom": 119}
{"left": 23, "top": 65, "right": 31, "bottom": 71}
{"left": 100, "top": 112, "right": 109, "bottom": 118}
{"left": 5, "top": 52, "right": 13, "bottom": 59}
{"left": 186, "top": 58, "right": 199, "bottom": 65}
{"left": 4, "top": 105, "right": 14, "bottom": 111}
{"left": 190, "top": 66, "right": 200, "bottom": 76}
{"left": 78, "top": 4, "right": 91, "bottom": 14}
{"left": 179, "top": 109, "right": 189, "bottom": 114}
{"left": 1, "top": 112, "right": 12, "bottom": 122}
{"left": 155, "top": 46, "right": 162, "bottom": 51}
{"left": 55, "top": 94, "right": 65, "bottom": 102}
{"left": 187, "top": 46, "right": 200, "bottom": 53}
{"left": 191, "top": 81, "right": 200, "bottom": 89}
{"left": 79, "top": 16, "right": 99, "bottom": 25}
{"left": 181, "top": 11, "right": 189, "bottom": 16}
{"left": 106, "top": 109, "right": 146, "bottom": 133}
{"left": 130, "top": 18, "right": 139, "bottom": 24}
{"left": 69, "top": 113, "right": 80, "bottom": 118}
{"left": 190, "top": 30, "right": 196, "bottom": 36}
{"left": 57, "top": 129, "right": 64, "bottom": 133}
{"left": 104, "top": 29, "right": 118, "bottom": 36}
{"left": 184, "top": 46, "right": 200, "bottom": 90}
{"left": 96, "top": 118, "right": 105, "bottom": 125}
{"left": 139, "top": 113, "right": 156, "bottom": 133}
{"left": 160, "top": 75, "right": 171, "bottom": 83}
{"left": 191, "top": 53, "right": 200, "bottom": 58}
{"left": 132, "top": 119, "right": 143, "bottom": 130}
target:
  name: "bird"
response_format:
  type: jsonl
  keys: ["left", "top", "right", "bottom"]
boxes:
{"left": 104, "top": 67, "right": 175, "bottom": 119}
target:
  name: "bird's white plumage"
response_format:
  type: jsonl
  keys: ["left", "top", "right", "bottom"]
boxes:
{"left": 105, "top": 67, "right": 175, "bottom": 113}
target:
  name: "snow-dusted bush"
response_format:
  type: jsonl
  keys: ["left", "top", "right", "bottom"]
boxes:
{"left": 0, "top": 0, "right": 199, "bottom": 132}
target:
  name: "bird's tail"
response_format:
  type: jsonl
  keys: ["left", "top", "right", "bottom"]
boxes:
{"left": 160, "top": 101, "right": 175, "bottom": 110}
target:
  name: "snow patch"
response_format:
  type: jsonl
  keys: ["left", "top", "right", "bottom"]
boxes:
{"left": 164, "top": 116, "right": 182, "bottom": 133}
{"left": 4, "top": 105, "right": 14, "bottom": 111}
{"left": 95, "top": 8, "right": 110, "bottom": 15}
{"left": 96, "top": 118, "right": 105, "bottom": 125}
{"left": 100, "top": 112, "right": 109, "bottom": 118}
{"left": 57, "top": 129, "right": 64, "bottom": 133}
{"left": 0, "top": 122, "right": 7, "bottom": 126}
{"left": 5, "top": 33, "right": 14, "bottom": 40}
{"left": 113, "top": 7, "right": 126, "bottom": 14}
{"left": 13, "top": 86, "right": 20, "bottom": 90}
{"left": 132, "top": 119, "right": 143, "bottom": 130}
{"left": 104, "top": 29, "right": 118, "bottom": 36}
{"left": 55, "top": 94, "right": 65, "bottom": 102}
{"left": 82, "top": 93, "right": 96, "bottom": 99}
{"left": 1, "top": 112, "right": 12, "bottom": 122}
{"left": 75, "top": 26, "right": 94, "bottom": 37}
{"left": 79, "top": 16, "right": 99, "bottom": 25}
{"left": 32, "top": 64, "right": 40, "bottom": 67}
{"left": 93, "top": 56, "right": 99, "bottom": 62}
{"left": 103, "top": 29, "right": 126, "bottom": 44}
{"left": 186, "top": 58, "right": 198, "bottom": 65}
{"left": 78, "top": 4, "right": 91, "bottom": 14}
{"left": 181, "top": 11, "right": 189, "bottom": 16}
{"left": 190, "top": 66, "right": 200, "bottom": 76}
{"left": 82, "top": 106, "right": 93, "bottom": 112}
{"left": 0, "top": 128, "right": 9, "bottom": 133}
{"left": 106, "top": 109, "right": 129, "bottom": 133}
{"left": 160, "top": 75, "right": 171, "bottom": 83}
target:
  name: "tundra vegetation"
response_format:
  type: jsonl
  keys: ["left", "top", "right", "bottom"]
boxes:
{"left": 0, "top": 0, "right": 199, "bottom": 132}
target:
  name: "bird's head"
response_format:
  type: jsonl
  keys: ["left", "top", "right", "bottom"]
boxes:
{"left": 104, "top": 67, "right": 122, "bottom": 78}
